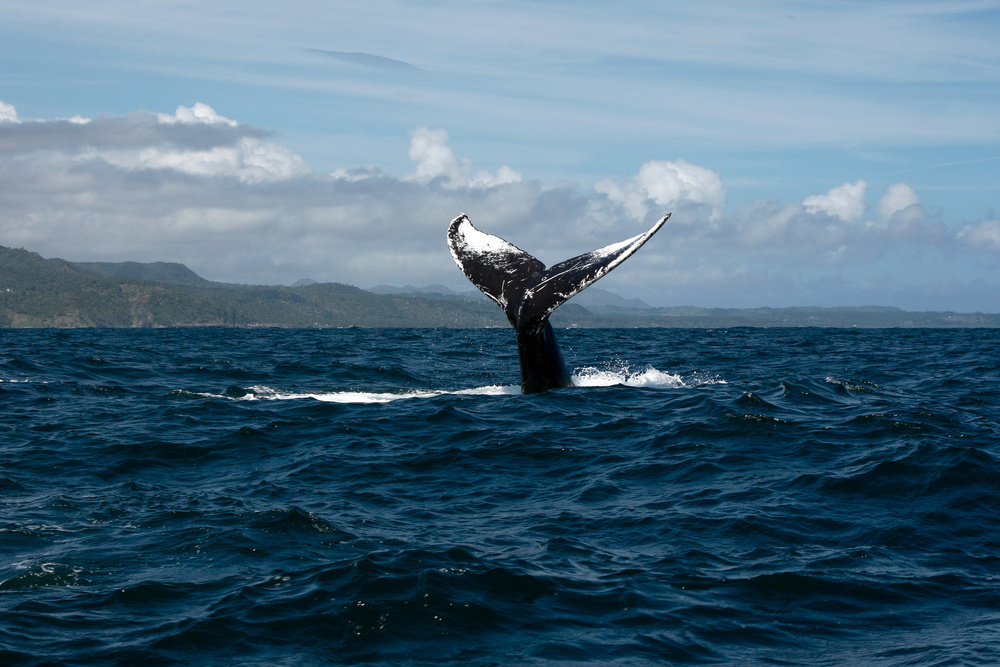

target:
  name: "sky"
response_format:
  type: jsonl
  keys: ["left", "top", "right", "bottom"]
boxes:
{"left": 1, "top": 0, "right": 999, "bottom": 311}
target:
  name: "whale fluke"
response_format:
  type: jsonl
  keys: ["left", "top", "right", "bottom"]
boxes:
{"left": 447, "top": 213, "right": 669, "bottom": 393}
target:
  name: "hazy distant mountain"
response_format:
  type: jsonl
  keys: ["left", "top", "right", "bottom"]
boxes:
{"left": 371, "top": 284, "right": 651, "bottom": 309}
{"left": 290, "top": 278, "right": 318, "bottom": 287}
{"left": 568, "top": 288, "right": 651, "bottom": 309}
{"left": 369, "top": 284, "right": 461, "bottom": 295}
{"left": 367, "top": 284, "right": 483, "bottom": 300}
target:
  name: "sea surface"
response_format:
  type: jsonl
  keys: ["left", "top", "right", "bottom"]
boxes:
{"left": 2, "top": 327, "right": 999, "bottom": 666}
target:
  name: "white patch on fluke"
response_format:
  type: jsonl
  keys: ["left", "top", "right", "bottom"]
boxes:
{"left": 452, "top": 219, "right": 520, "bottom": 257}
{"left": 525, "top": 215, "right": 669, "bottom": 321}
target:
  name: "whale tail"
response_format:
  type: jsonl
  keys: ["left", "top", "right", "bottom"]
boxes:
{"left": 447, "top": 213, "right": 669, "bottom": 393}
{"left": 447, "top": 213, "right": 670, "bottom": 335}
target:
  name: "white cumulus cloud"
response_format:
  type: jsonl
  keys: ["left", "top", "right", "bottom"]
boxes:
{"left": 871, "top": 181, "right": 929, "bottom": 237}
{"left": 595, "top": 159, "right": 725, "bottom": 222}
{"left": 0, "top": 100, "right": 20, "bottom": 123}
{"left": 877, "top": 182, "right": 920, "bottom": 220}
{"left": 405, "top": 127, "right": 522, "bottom": 189}
{"left": 957, "top": 220, "right": 1000, "bottom": 252}
{"left": 803, "top": 180, "right": 867, "bottom": 222}
{"left": 157, "top": 102, "right": 238, "bottom": 127}
{"left": 637, "top": 160, "right": 725, "bottom": 212}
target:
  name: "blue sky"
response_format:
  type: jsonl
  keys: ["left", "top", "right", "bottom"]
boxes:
{"left": 1, "top": 0, "right": 999, "bottom": 310}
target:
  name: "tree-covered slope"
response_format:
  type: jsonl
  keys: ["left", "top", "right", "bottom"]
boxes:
{"left": 3, "top": 244, "right": 998, "bottom": 328}
{"left": 0, "top": 246, "right": 505, "bottom": 328}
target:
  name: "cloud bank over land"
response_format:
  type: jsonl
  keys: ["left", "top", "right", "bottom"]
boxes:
{"left": 0, "top": 100, "right": 997, "bottom": 311}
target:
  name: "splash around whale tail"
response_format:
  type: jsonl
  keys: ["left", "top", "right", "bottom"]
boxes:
{"left": 447, "top": 213, "right": 670, "bottom": 335}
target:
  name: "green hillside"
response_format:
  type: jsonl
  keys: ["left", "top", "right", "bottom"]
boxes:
{"left": 0, "top": 246, "right": 505, "bottom": 328}
{"left": 2, "top": 244, "right": 998, "bottom": 328}
{"left": 69, "top": 260, "right": 212, "bottom": 286}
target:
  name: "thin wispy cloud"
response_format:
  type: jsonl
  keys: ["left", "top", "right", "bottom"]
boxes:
{"left": 306, "top": 49, "right": 422, "bottom": 73}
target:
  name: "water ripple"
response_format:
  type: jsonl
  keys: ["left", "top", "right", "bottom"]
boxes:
{"left": 1, "top": 327, "right": 999, "bottom": 665}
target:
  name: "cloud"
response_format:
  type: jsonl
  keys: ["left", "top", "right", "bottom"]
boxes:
{"left": 0, "top": 101, "right": 20, "bottom": 124}
{"left": 0, "top": 99, "right": 997, "bottom": 311}
{"left": 871, "top": 181, "right": 933, "bottom": 239}
{"left": 637, "top": 160, "right": 726, "bottom": 220}
{"left": 803, "top": 180, "right": 867, "bottom": 222}
{"left": 157, "top": 102, "right": 238, "bottom": 127}
{"left": 142, "top": 104, "right": 307, "bottom": 182}
{"left": 405, "top": 127, "right": 522, "bottom": 189}
{"left": 0, "top": 103, "right": 531, "bottom": 287}
{"left": 0, "top": 102, "right": 306, "bottom": 183}
{"left": 94, "top": 135, "right": 308, "bottom": 183}
{"left": 635, "top": 177, "right": 941, "bottom": 260}
{"left": 407, "top": 127, "right": 459, "bottom": 183}
{"left": 957, "top": 220, "right": 1000, "bottom": 252}
{"left": 0, "top": 104, "right": 266, "bottom": 155}
{"left": 877, "top": 182, "right": 920, "bottom": 220}
{"left": 595, "top": 159, "right": 725, "bottom": 222}
{"left": 306, "top": 49, "right": 422, "bottom": 73}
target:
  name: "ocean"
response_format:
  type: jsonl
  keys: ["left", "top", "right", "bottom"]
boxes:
{"left": 2, "top": 327, "right": 999, "bottom": 666}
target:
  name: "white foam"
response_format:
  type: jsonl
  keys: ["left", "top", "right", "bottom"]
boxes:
{"left": 183, "top": 367, "right": 722, "bottom": 404}
{"left": 573, "top": 364, "right": 685, "bottom": 388}
{"left": 201, "top": 384, "right": 522, "bottom": 404}
{"left": 572, "top": 364, "right": 726, "bottom": 389}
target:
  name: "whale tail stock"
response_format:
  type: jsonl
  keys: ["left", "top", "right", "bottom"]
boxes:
{"left": 447, "top": 213, "right": 670, "bottom": 393}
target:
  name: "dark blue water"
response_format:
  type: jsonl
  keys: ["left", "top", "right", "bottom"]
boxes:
{"left": 2, "top": 327, "right": 999, "bottom": 666}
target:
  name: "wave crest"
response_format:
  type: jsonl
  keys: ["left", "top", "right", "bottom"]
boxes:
{"left": 573, "top": 363, "right": 686, "bottom": 388}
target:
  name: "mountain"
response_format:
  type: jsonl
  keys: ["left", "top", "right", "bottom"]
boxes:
{"left": 2, "top": 244, "right": 998, "bottom": 328}
{"left": 69, "top": 260, "right": 212, "bottom": 287}
{"left": 0, "top": 246, "right": 505, "bottom": 328}
{"left": 368, "top": 283, "right": 460, "bottom": 295}
{"left": 568, "top": 287, "right": 651, "bottom": 309}
{"left": 368, "top": 284, "right": 651, "bottom": 309}
{"left": 366, "top": 284, "right": 485, "bottom": 301}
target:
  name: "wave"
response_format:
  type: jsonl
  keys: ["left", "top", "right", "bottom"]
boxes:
{"left": 250, "top": 384, "right": 520, "bottom": 403}
{"left": 183, "top": 363, "right": 713, "bottom": 404}
{"left": 573, "top": 362, "right": 726, "bottom": 389}
{"left": 3, "top": 328, "right": 999, "bottom": 666}
{"left": 182, "top": 383, "right": 522, "bottom": 404}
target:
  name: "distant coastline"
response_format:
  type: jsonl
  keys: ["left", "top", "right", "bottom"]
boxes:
{"left": 2, "top": 245, "right": 998, "bottom": 328}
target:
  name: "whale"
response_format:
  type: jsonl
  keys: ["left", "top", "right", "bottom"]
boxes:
{"left": 447, "top": 213, "right": 670, "bottom": 394}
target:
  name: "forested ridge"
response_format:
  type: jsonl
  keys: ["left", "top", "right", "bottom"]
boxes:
{"left": 0, "top": 246, "right": 505, "bottom": 328}
{"left": 2, "top": 244, "right": 998, "bottom": 328}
